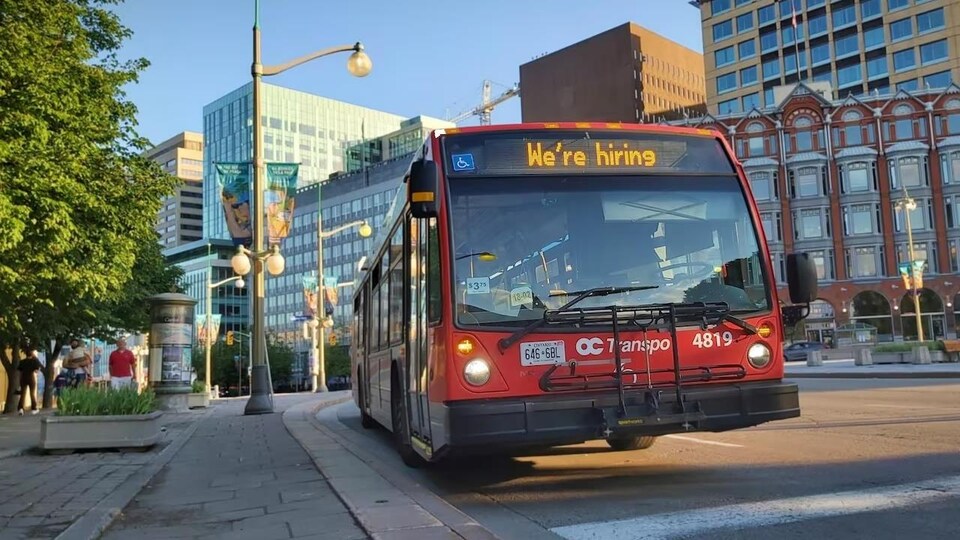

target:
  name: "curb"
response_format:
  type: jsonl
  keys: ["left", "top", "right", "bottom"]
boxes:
{"left": 54, "top": 403, "right": 218, "bottom": 540}
{"left": 0, "top": 446, "right": 31, "bottom": 460}
{"left": 788, "top": 371, "right": 960, "bottom": 379}
{"left": 284, "top": 396, "right": 498, "bottom": 540}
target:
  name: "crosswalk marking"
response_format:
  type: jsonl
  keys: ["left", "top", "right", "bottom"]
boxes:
{"left": 550, "top": 474, "right": 960, "bottom": 540}
{"left": 662, "top": 434, "right": 744, "bottom": 448}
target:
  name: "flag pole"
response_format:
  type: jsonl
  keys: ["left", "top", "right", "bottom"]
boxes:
{"left": 793, "top": 0, "right": 802, "bottom": 83}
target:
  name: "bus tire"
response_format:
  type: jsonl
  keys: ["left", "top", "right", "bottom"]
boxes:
{"left": 358, "top": 370, "right": 375, "bottom": 429}
{"left": 606, "top": 435, "right": 657, "bottom": 451}
{"left": 391, "top": 367, "right": 426, "bottom": 468}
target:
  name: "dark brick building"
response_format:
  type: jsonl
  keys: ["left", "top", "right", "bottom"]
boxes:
{"left": 676, "top": 81, "right": 960, "bottom": 343}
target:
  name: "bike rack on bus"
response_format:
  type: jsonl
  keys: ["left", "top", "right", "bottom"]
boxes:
{"left": 537, "top": 302, "right": 747, "bottom": 424}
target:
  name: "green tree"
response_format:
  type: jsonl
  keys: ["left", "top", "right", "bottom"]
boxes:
{"left": 266, "top": 336, "right": 294, "bottom": 387}
{"left": 0, "top": 0, "right": 178, "bottom": 412}
{"left": 325, "top": 345, "right": 351, "bottom": 378}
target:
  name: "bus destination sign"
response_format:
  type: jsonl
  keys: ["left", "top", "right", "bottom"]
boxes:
{"left": 442, "top": 130, "right": 734, "bottom": 177}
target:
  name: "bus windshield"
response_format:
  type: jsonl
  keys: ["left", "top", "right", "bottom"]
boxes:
{"left": 449, "top": 175, "right": 771, "bottom": 327}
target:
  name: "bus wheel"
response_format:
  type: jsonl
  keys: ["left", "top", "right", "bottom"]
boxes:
{"left": 358, "top": 372, "right": 375, "bottom": 429}
{"left": 606, "top": 435, "right": 657, "bottom": 451}
{"left": 391, "top": 369, "right": 426, "bottom": 468}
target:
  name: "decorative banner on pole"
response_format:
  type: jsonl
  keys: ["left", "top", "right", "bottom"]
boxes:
{"left": 322, "top": 276, "right": 339, "bottom": 317}
{"left": 912, "top": 260, "right": 925, "bottom": 290}
{"left": 217, "top": 163, "right": 253, "bottom": 247}
{"left": 303, "top": 273, "right": 318, "bottom": 318}
{"left": 209, "top": 315, "right": 222, "bottom": 343}
{"left": 197, "top": 315, "right": 207, "bottom": 345}
{"left": 898, "top": 262, "right": 912, "bottom": 290}
{"left": 265, "top": 163, "right": 300, "bottom": 245}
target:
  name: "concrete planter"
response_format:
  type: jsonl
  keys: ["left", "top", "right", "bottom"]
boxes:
{"left": 929, "top": 351, "right": 946, "bottom": 363}
{"left": 873, "top": 352, "right": 910, "bottom": 364}
{"left": 187, "top": 392, "right": 209, "bottom": 409}
{"left": 40, "top": 411, "right": 163, "bottom": 451}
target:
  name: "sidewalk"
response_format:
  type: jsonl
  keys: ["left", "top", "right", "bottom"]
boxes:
{"left": 786, "top": 359, "right": 960, "bottom": 378}
{"left": 0, "top": 406, "right": 205, "bottom": 539}
{"left": 100, "top": 394, "right": 367, "bottom": 540}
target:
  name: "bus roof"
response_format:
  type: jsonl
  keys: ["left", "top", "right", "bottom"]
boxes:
{"left": 429, "top": 122, "right": 724, "bottom": 140}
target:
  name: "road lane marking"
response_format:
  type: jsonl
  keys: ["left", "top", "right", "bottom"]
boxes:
{"left": 662, "top": 435, "right": 744, "bottom": 448}
{"left": 864, "top": 403, "right": 960, "bottom": 411}
{"left": 550, "top": 474, "right": 960, "bottom": 540}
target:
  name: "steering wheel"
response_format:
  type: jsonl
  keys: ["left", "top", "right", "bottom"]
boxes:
{"left": 659, "top": 261, "right": 717, "bottom": 283}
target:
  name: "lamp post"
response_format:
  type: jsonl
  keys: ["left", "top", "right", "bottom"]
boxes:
{"left": 205, "top": 271, "right": 244, "bottom": 397}
{"left": 240, "top": 0, "right": 371, "bottom": 415}
{"left": 896, "top": 194, "right": 924, "bottom": 342}
{"left": 313, "top": 219, "right": 373, "bottom": 392}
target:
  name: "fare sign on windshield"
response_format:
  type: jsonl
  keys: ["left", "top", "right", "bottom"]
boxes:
{"left": 442, "top": 130, "right": 734, "bottom": 176}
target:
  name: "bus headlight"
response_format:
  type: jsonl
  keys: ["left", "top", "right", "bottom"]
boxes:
{"left": 747, "top": 343, "right": 772, "bottom": 369}
{"left": 464, "top": 359, "right": 491, "bottom": 386}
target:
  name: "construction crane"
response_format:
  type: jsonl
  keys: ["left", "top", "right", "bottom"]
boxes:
{"left": 448, "top": 80, "right": 521, "bottom": 125}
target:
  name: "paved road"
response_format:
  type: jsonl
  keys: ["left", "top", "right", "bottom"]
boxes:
{"left": 330, "top": 379, "right": 960, "bottom": 540}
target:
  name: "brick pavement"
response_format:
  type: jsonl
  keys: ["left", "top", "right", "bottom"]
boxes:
{"left": 0, "top": 413, "right": 198, "bottom": 540}
{"left": 100, "top": 395, "right": 368, "bottom": 540}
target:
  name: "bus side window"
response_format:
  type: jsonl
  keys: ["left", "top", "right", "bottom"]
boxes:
{"left": 427, "top": 218, "right": 442, "bottom": 323}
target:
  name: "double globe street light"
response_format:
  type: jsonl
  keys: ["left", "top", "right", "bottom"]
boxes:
{"left": 236, "top": 0, "right": 372, "bottom": 415}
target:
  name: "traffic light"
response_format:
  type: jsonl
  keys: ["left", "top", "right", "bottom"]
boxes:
{"left": 226, "top": 331, "right": 234, "bottom": 346}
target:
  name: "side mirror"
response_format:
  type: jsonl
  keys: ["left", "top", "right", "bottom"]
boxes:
{"left": 786, "top": 253, "right": 818, "bottom": 304}
{"left": 408, "top": 159, "right": 438, "bottom": 219}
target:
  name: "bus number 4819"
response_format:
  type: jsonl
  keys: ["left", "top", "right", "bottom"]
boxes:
{"left": 692, "top": 331, "right": 733, "bottom": 348}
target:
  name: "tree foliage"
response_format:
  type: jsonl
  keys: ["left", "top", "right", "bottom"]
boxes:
{"left": 0, "top": 0, "right": 179, "bottom": 411}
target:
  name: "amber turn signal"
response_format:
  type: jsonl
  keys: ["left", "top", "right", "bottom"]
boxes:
{"left": 457, "top": 338, "right": 475, "bottom": 356}
{"left": 757, "top": 323, "right": 774, "bottom": 339}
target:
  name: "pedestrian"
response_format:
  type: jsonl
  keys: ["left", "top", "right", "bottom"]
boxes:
{"left": 64, "top": 338, "right": 92, "bottom": 387}
{"left": 17, "top": 349, "right": 42, "bottom": 415}
{"left": 109, "top": 338, "right": 137, "bottom": 390}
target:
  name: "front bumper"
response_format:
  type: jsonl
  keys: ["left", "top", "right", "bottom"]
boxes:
{"left": 445, "top": 381, "right": 799, "bottom": 449}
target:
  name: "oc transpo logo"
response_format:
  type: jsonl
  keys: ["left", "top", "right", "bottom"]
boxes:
{"left": 576, "top": 336, "right": 672, "bottom": 356}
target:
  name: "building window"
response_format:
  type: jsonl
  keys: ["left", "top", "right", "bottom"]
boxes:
{"left": 807, "top": 250, "right": 834, "bottom": 281}
{"left": 737, "top": 12, "right": 754, "bottom": 33}
{"left": 897, "top": 79, "right": 919, "bottom": 92}
{"left": 712, "top": 0, "right": 731, "bottom": 16}
{"left": 920, "top": 40, "right": 949, "bottom": 66}
{"left": 713, "top": 20, "right": 734, "bottom": 42}
{"left": 950, "top": 240, "right": 960, "bottom": 273}
{"left": 890, "top": 18, "right": 913, "bottom": 42}
{"left": 844, "top": 124, "right": 862, "bottom": 146}
{"left": 796, "top": 130, "right": 814, "bottom": 152}
{"left": 718, "top": 97, "right": 741, "bottom": 115}
{"left": 760, "top": 212, "right": 782, "bottom": 242}
{"left": 893, "top": 198, "right": 932, "bottom": 233}
{"left": 917, "top": 8, "right": 945, "bottom": 34}
{"left": 886, "top": 116, "right": 927, "bottom": 141}
{"left": 790, "top": 166, "right": 825, "bottom": 198}
{"left": 760, "top": 31, "right": 779, "bottom": 53}
{"left": 946, "top": 195, "right": 960, "bottom": 228}
{"left": 764, "top": 88, "right": 775, "bottom": 107}
{"left": 795, "top": 208, "right": 828, "bottom": 240}
{"left": 941, "top": 151, "right": 960, "bottom": 185}
{"left": 762, "top": 58, "right": 781, "bottom": 80}
{"left": 808, "top": 13, "right": 827, "bottom": 37}
{"left": 847, "top": 246, "right": 881, "bottom": 278}
{"left": 832, "top": 5, "right": 856, "bottom": 29}
{"left": 843, "top": 204, "right": 879, "bottom": 236}
{"left": 925, "top": 71, "right": 952, "bottom": 89}
{"left": 782, "top": 23, "right": 805, "bottom": 46}
{"left": 864, "top": 27, "right": 885, "bottom": 51}
{"left": 893, "top": 49, "right": 917, "bottom": 73}
{"left": 717, "top": 72, "right": 738, "bottom": 94}
{"left": 735, "top": 0, "right": 753, "bottom": 6}
{"left": 896, "top": 242, "right": 937, "bottom": 274}
{"left": 741, "top": 65, "right": 758, "bottom": 86}
{"left": 834, "top": 34, "right": 859, "bottom": 59}
{"left": 889, "top": 156, "right": 928, "bottom": 189}
{"left": 840, "top": 161, "right": 878, "bottom": 193}
{"left": 758, "top": 4, "right": 776, "bottom": 25}
{"left": 748, "top": 135, "right": 766, "bottom": 156}
{"left": 867, "top": 57, "right": 888, "bottom": 80}
{"left": 749, "top": 170, "right": 777, "bottom": 201}
{"left": 784, "top": 51, "right": 808, "bottom": 75}
{"left": 837, "top": 63, "right": 863, "bottom": 89}
{"left": 739, "top": 39, "right": 756, "bottom": 60}
{"left": 888, "top": 0, "right": 909, "bottom": 11}
{"left": 715, "top": 46, "right": 736, "bottom": 67}
{"left": 742, "top": 92, "right": 761, "bottom": 110}
{"left": 811, "top": 43, "right": 830, "bottom": 66}
{"left": 861, "top": 0, "right": 882, "bottom": 20}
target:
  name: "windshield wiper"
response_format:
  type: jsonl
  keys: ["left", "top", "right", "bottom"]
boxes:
{"left": 716, "top": 312, "right": 758, "bottom": 334}
{"left": 497, "top": 285, "right": 659, "bottom": 352}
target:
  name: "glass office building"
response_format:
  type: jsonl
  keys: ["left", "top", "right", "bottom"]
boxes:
{"left": 201, "top": 82, "right": 407, "bottom": 241}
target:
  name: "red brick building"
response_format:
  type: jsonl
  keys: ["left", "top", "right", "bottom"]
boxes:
{"left": 676, "top": 82, "right": 960, "bottom": 344}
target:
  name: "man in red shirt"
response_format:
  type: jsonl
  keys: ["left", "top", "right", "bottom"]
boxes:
{"left": 109, "top": 338, "right": 137, "bottom": 390}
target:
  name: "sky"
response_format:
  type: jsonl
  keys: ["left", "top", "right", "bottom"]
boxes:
{"left": 112, "top": 0, "right": 705, "bottom": 145}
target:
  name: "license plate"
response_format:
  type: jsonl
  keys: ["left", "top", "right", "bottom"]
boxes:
{"left": 520, "top": 340, "right": 566, "bottom": 366}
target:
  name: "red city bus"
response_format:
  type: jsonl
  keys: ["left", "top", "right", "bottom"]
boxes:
{"left": 351, "top": 123, "right": 817, "bottom": 467}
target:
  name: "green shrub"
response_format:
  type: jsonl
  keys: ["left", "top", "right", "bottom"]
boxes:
{"left": 191, "top": 380, "right": 207, "bottom": 393}
{"left": 874, "top": 341, "right": 945, "bottom": 353}
{"left": 56, "top": 386, "right": 156, "bottom": 416}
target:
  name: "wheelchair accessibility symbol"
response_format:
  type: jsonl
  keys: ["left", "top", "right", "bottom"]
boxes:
{"left": 451, "top": 153, "right": 475, "bottom": 172}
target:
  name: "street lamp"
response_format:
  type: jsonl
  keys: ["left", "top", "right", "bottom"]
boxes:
{"left": 314, "top": 219, "right": 373, "bottom": 392}
{"left": 205, "top": 272, "right": 244, "bottom": 398}
{"left": 244, "top": 0, "right": 372, "bottom": 415}
{"left": 895, "top": 193, "right": 924, "bottom": 342}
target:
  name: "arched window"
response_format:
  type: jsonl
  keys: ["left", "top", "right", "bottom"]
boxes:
{"left": 851, "top": 291, "right": 893, "bottom": 342}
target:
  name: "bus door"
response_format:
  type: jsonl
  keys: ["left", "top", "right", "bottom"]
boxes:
{"left": 406, "top": 215, "right": 433, "bottom": 446}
